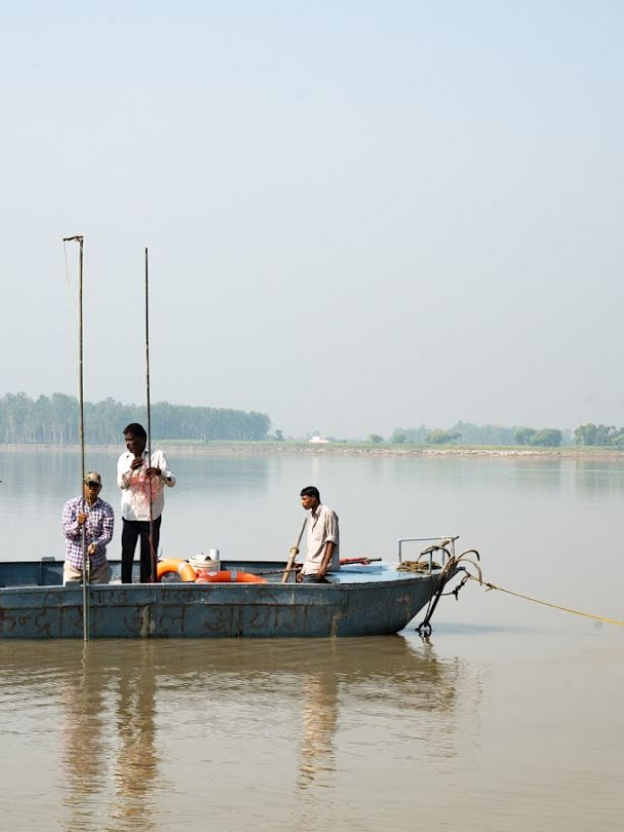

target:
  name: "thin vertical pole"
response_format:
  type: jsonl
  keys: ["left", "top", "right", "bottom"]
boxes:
{"left": 63, "top": 234, "right": 88, "bottom": 640}
{"left": 145, "top": 247, "right": 156, "bottom": 582}
{"left": 78, "top": 237, "right": 85, "bottom": 504}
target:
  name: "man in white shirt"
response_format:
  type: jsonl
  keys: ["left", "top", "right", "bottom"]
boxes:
{"left": 117, "top": 422, "right": 176, "bottom": 583}
{"left": 298, "top": 486, "right": 340, "bottom": 583}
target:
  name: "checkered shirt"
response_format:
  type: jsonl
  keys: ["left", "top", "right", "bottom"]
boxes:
{"left": 62, "top": 496, "right": 115, "bottom": 570}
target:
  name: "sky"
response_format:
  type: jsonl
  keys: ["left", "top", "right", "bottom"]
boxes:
{"left": 1, "top": 0, "right": 623, "bottom": 438}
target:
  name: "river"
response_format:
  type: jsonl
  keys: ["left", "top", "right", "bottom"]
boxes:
{"left": 0, "top": 449, "right": 622, "bottom": 830}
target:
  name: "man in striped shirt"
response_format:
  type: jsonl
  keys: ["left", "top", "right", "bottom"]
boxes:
{"left": 62, "top": 472, "right": 114, "bottom": 584}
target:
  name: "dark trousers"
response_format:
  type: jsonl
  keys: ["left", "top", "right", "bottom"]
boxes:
{"left": 121, "top": 516, "right": 162, "bottom": 583}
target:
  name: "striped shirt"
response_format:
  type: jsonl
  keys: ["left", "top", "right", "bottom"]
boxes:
{"left": 62, "top": 496, "right": 115, "bottom": 570}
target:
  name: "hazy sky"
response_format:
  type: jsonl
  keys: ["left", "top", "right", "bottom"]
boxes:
{"left": 1, "top": 0, "right": 623, "bottom": 437}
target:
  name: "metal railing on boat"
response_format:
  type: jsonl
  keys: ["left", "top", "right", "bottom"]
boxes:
{"left": 397, "top": 535, "right": 459, "bottom": 571}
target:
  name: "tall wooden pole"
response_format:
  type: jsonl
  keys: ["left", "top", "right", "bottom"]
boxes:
{"left": 63, "top": 235, "right": 88, "bottom": 640}
{"left": 145, "top": 247, "right": 156, "bottom": 582}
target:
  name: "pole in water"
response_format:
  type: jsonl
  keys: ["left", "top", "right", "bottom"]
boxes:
{"left": 63, "top": 235, "right": 89, "bottom": 641}
{"left": 145, "top": 247, "right": 156, "bottom": 582}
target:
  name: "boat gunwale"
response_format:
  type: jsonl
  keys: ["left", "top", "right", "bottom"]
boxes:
{"left": 0, "top": 572, "right": 441, "bottom": 595}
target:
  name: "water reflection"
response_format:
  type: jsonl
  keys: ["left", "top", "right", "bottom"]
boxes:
{"left": 289, "top": 636, "right": 467, "bottom": 832}
{"left": 109, "top": 644, "right": 159, "bottom": 832}
{"left": 56, "top": 644, "right": 160, "bottom": 832}
{"left": 0, "top": 634, "right": 472, "bottom": 831}
{"left": 58, "top": 649, "right": 112, "bottom": 832}
{"left": 176, "top": 454, "right": 271, "bottom": 497}
{"left": 298, "top": 672, "right": 338, "bottom": 789}
{"left": 0, "top": 642, "right": 161, "bottom": 832}
{"left": 0, "top": 449, "right": 276, "bottom": 560}
{"left": 574, "top": 460, "right": 624, "bottom": 498}
{"left": 0, "top": 449, "right": 273, "bottom": 507}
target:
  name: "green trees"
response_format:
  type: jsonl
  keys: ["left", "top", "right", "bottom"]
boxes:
{"left": 514, "top": 428, "right": 537, "bottom": 445}
{"left": 392, "top": 423, "right": 527, "bottom": 446}
{"left": 574, "top": 423, "right": 624, "bottom": 447}
{"left": 0, "top": 393, "right": 271, "bottom": 444}
{"left": 426, "top": 429, "right": 461, "bottom": 445}
{"left": 387, "top": 423, "right": 568, "bottom": 447}
{"left": 514, "top": 427, "right": 563, "bottom": 447}
{"left": 531, "top": 429, "right": 563, "bottom": 447}
{"left": 389, "top": 426, "right": 428, "bottom": 444}
{"left": 452, "top": 422, "right": 516, "bottom": 445}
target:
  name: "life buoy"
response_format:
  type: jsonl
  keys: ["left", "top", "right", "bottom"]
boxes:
{"left": 195, "top": 570, "right": 267, "bottom": 585}
{"left": 157, "top": 559, "right": 197, "bottom": 582}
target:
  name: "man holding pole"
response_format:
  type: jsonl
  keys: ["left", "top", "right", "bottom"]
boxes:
{"left": 62, "top": 472, "right": 114, "bottom": 584}
{"left": 297, "top": 486, "right": 340, "bottom": 583}
{"left": 117, "top": 422, "right": 176, "bottom": 583}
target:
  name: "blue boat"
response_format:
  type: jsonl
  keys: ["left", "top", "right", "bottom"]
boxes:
{"left": 0, "top": 538, "right": 470, "bottom": 639}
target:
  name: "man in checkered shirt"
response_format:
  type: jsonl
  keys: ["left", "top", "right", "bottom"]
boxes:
{"left": 62, "top": 471, "right": 115, "bottom": 584}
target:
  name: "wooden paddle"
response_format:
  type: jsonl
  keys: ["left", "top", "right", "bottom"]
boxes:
{"left": 281, "top": 517, "right": 308, "bottom": 583}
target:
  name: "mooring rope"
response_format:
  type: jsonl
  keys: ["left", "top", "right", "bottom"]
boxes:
{"left": 414, "top": 545, "right": 482, "bottom": 635}
{"left": 408, "top": 545, "right": 624, "bottom": 630}
{"left": 467, "top": 575, "right": 624, "bottom": 626}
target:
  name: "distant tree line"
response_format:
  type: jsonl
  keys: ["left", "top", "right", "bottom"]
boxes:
{"left": 513, "top": 428, "right": 564, "bottom": 447}
{"left": 573, "top": 423, "right": 624, "bottom": 447}
{"left": 387, "top": 422, "right": 572, "bottom": 447}
{"left": 0, "top": 392, "right": 271, "bottom": 444}
{"left": 384, "top": 422, "right": 624, "bottom": 448}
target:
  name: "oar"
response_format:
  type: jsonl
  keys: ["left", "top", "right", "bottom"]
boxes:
{"left": 281, "top": 517, "right": 307, "bottom": 584}
{"left": 339, "top": 557, "right": 382, "bottom": 565}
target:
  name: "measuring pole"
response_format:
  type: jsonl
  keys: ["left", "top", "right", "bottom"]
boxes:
{"left": 63, "top": 235, "right": 89, "bottom": 640}
{"left": 145, "top": 247, "right": 156, "bottom": 582}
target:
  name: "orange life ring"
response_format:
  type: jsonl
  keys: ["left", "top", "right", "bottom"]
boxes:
{"left": 195, "top": 570, "right": 267, "bottom": 585}
{"left": 157, "top": 559, "right": 197, "bottom": 582}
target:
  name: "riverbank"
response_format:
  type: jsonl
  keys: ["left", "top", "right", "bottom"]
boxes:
{"left": 1, "top": 442, "right": 624, "bottom": 461}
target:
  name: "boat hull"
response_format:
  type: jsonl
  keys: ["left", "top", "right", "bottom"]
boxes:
{"left": 0, "top": 560, "right": 444, "bottom": 639}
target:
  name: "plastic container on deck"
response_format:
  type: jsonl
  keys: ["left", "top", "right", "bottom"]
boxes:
{"left": 189, "top": 549, "right": 220, "bottom": 573}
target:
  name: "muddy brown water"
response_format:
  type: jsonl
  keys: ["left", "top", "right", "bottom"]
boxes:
{"left": 0, "top": 451, "right": 623, "bottom": 830}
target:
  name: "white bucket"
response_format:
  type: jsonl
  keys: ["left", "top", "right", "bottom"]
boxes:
{"left": 189, "top": 551, "right": 221, "bottom": 572}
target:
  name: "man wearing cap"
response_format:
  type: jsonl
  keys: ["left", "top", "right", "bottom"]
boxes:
{"left": 117, "top": 422, "right": 176, "bottom": 583}
{"left": 61, "top": 472, "right": 115, "bottom": 584}
{"left": 297, "top": 486, "right": 340, "bottom": 583}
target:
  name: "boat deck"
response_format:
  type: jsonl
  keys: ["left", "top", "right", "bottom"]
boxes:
{"left": 0, "top": 558, "right": 445, "bottom": 639}
{"left": 0, "top": 558, "right": 428, "bottom": 588}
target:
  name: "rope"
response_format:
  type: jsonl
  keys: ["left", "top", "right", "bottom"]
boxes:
{"left": 468, "top": 575, "right": 624, "bottom": 626}
{"left": 397, "top": 560, "right": 442, "bottom": 573}
{"left": 415, "top": 546, "right": 482, "bottom": 635}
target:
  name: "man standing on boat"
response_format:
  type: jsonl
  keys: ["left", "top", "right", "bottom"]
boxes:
{"left": 62, "top": 472, "right": 114, "bottom": 584}
{"left": 117, "top": 422, "right": 176, "bottom": 583}
{"left": 298, "top": 486, "right": 340, "bottom": 583}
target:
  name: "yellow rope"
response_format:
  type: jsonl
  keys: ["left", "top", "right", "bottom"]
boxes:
{"left": 469, "top": 576, "right": 624, "bottom": 626}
